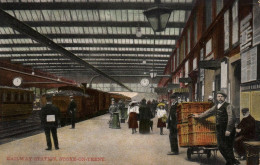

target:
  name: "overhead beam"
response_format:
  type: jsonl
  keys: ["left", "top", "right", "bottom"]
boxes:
{"left": 0, "top": 43, "right": 175, "bottom": 49}
{"left": 0, "top": 9, "right": 133, "bottom": 91}
{"left": 0, "top": 34, "right": 178, "bottom": 40}
{"left": 0, "top": 2, "right": 193, "bottom": 10}
{"left": 1, "top": 21, "right": 185, "bottom": 28}
{"left": 3, "top": 55, "right": 169, "bottom": 60}
{"left": 0, "top": 66, "right": 75, "bottom": 85}
{"left": 0, "top": 50, "right": 171, "bottom": 55}
{"left": 13, "top": 59, "right": 167, "bottom": 64}
{"left": 29, "top": 64, "right": 165, "bottom": 68}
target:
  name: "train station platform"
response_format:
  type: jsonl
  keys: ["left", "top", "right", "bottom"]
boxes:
{"left": 0, "top": 114, "right": 246, "bottom": 165}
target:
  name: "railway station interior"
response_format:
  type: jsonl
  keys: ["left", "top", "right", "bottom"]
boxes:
{"left": 0, "top": 0, "right": 260, "bottom": 165}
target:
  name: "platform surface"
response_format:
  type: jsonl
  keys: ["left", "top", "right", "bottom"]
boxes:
{"left": 0, "top": 114, "right": 246, "bottom": 165}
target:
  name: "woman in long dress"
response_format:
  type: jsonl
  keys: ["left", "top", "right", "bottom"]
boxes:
{"left": 127, "top": 101, "right": 139, "bottom": 134}
{"left": 157, "top": 103, "right": 167, "bottom": 135}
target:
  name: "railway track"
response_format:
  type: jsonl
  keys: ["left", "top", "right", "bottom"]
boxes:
{"left": 0, "top": 110, "right": 43, "bottom": 145}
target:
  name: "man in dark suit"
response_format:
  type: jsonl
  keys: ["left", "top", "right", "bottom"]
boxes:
{"left": 41, "top": 94, "right": 60, "bottom": 151}
{"left": 68, "top": 95, "right": 77, "bottom": 129}
{"left": 167, "top": 94, "right": 179, "bottom": 155}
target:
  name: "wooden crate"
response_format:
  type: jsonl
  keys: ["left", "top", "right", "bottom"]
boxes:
{"left": 188, "top": 132, "right": 217, "bottom": 146}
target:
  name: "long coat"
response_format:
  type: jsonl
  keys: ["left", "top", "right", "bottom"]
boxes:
{"left": 41, "top": 103, "right": 60, "bottom": 128}
{"left": 167, "top": 102, "right": 178, "bottom": 130}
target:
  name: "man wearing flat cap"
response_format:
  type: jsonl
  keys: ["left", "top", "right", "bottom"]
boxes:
{"left": 167, "top": 94, "right": 179, "bottom": 155}
{"left": 194, "top": 91, "right": 239, "bottom": 165}
{"left": 67, "top": 95, "right": 77, "bottom": 129}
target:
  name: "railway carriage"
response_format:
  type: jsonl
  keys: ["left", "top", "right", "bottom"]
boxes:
{"left": 0, "top": 86, "right": 33, "bottom": 121}
{"left": 41, "top": 85, "right": 131, "bottom": 124}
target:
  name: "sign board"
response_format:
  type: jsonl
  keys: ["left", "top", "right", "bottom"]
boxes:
{"left": 167, "top": 83, "right": 180, "bottom": 89}
{"left": 240, "top": 13, "right": 253, "bottom": 52}
{"left": 253, "top": 3, "right": 260, "bottom": 46}
{"left": 154, "top": 87, "right": 168, "bottom": 94}
{"left": 241, "top": 45, "right": 259, "bottom": 83}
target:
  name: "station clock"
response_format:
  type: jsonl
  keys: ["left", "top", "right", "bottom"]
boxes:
{"left": 140, "top": 78, "right": 150, "bottom": 87}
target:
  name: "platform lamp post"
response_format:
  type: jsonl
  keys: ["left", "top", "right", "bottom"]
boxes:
{"left": 143, "top": 1, "right": 172, "bottom": 93}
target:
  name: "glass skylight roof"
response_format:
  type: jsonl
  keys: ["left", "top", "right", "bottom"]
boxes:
{"left": 0, "top": 0, "right": 193, "bottom": 76}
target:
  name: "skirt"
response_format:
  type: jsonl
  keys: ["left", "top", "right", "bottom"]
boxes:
{"left": 139, "top": 119, "right": 151, "bottom": 134}
{"left": 157, "top": 118, "right": 166, "bottom": 128}
{"left": 128, "top": 112, "right": 138, "bottom": 128}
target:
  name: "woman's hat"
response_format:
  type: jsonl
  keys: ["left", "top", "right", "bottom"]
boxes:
{"left": 129, "top": 101, "right": 138, "bottom": 105}
{"left": 157, "top": 103, "right": 166, "bottom": 107}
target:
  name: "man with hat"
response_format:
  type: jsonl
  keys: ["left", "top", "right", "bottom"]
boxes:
{"left": 67, "top": 95, "right": 77, "bottom": 129}
{"left": 41, "top": 94, "right": 60, "bottom": 150}
{"left": 194, "top": 91, "right": 239, "bottom": 165}
{"left": 167, "top": 94, "right": 179, "bottom": 155}
{"left": 234, "top": 108, "right": 256, "bottom": 160}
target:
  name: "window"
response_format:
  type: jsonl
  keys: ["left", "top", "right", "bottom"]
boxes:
{"left": 194, "top": 14, "right": 197, "bottom": 44}
{"left": 2, "top": 92, "right": 6, "bottom": 102}
{"left": 224, "top": 10, "right": 230, "bottom": 51}
{"left": 232, "top": 0, "right": 239, "bottom": 45}
{"left": 205, "top": 0, "right": 212, "bottom": 29}
{"left": 20, "top": 93, "right": 24, "bottom": 102}
{"left": 187, "top": 28, "right": 190, "bottom": 54}
{"left": 24, "top": 93, "right": 27, "bottom": 102}
{"left": 177, "top": 48, "right": 180, "bottom": 67}
{"left": 7, "top": 92, "right": 11, "bottom": 102}
{"left": 216, "top": 0, "right": 223, "bottom": 15}
{"left": 14, "top": 93, "right": 19, "bottom": 102}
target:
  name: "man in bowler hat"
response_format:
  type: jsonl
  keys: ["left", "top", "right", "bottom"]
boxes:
{"left": 194, "top": 91, "right": 239, "bottom": 165}
{"left": 68, "top": 95, "right": 77, "bottom": 129}
{"left": 41, "top": 94, "right": 60, "bottom": 150}
{"left": 167, "top": 94, "right": 179, "bottom": 155}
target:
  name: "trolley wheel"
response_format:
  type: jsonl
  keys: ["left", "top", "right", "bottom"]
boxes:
{"left": 187, "top": 148, "right": 192, "bottom": 160}
{"left": 206, "top": 150, "right": 211, "bottom": 158}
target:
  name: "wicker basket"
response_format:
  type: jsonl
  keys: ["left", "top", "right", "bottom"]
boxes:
{"left": 188, "top": 132, "right": 217, "bottom": 146}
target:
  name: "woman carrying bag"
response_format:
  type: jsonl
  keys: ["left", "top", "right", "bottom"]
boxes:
{"left": 157, "top": 103, "right": 167, "bottom": 135}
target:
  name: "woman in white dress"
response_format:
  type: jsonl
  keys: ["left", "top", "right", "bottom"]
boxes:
{"left": 127, "top": 101, "right": 139, "bottom": 134}
{"left": 157, "top": 103, "right": 167, "bottom": 135}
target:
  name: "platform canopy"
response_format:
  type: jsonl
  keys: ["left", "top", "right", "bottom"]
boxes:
{"left": 0, "top": 0, "right": 194, "bottom": 89}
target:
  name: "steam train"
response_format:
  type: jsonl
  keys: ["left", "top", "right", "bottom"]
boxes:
{"left": 42, "top": 86, "right": 131, "bottom": 124}
{"left": 0, "top": 86, "right": 34, "bottom": 121}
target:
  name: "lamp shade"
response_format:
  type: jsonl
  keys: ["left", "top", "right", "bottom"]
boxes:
{"left": 150, "top": 71, "right": 157, "bottom": 78}
{"left": 143, "top": 6, "right": 172, "bottom": 32}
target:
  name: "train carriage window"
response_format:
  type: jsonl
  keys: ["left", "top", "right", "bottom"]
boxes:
{"left": 2, "top": 92, "right": 6, "bottom": 102}
{"left": 20, "top": 93, "right": 24, "bottom": 102}
{"left": 24, "top": 93, "right": 27, "bottom": 102}
{"left": 7, "top": 92, "right": 11, "bottom": 102}
{"left": 11, "top": 92, "right": 15, "bottom": 102}
{"left": 14, "top": 92, "right": 19, "bottom": 102}
{"left": 29, "top": 94, "right": 33, "bottom": 102}
{"left": 27, "top": 93, "right": 31, "bottom": 102}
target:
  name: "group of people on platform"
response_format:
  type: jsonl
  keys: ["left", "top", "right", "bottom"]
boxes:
{"left": 40, "top": 92, "right": 257, "bottom": 165}
{"left": 109, "top": 91, "right": 258, "bottom": 165}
